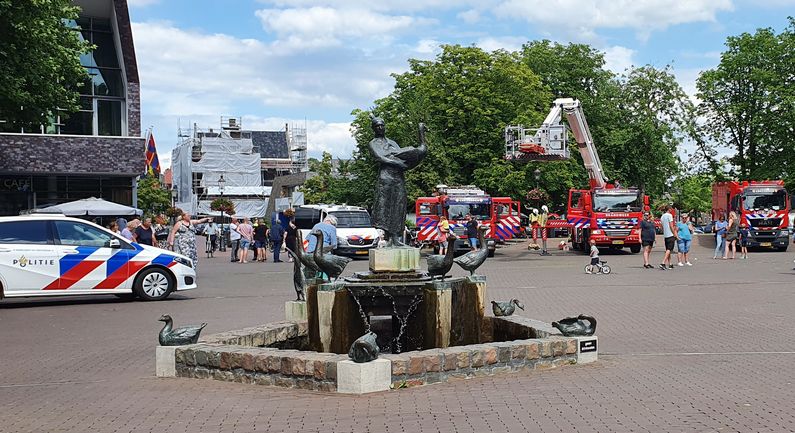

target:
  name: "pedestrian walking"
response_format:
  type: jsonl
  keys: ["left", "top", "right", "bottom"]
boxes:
{"left": 437, "top": 215, "right": 450, "bottom": 255}
{"left": 121, "top": 220, "right": 138, "bottom": 242}
{"left": 268, "top": 219, "right": 286, "bottom": 262}
{"left": 739, "top": 223, "right": 750, "bottom": 259}
{"left": 168, "top": 212, "right": 211, "bottom": 268}
{"left": 237, "top": 217, "right": 254, "bottom": 264}
{"left": 284, "top": 208, "right": 298, "bottom": 261}
{"left": 640, "top": 211, "right": 656, "bottom": 268}
{"left": 659, "top": 205, "right": 676, "bottom": 270}
{"left": 713, "top": 214, "right": 727, "bottom": 259}
{"left": 676, "top": 213, "right": 694, "bottom": 266}
{"left": 724, "top": 211, "right": 739, "bottom": 259}
{"left": 253, "top": 219, "right": 268, "bottom": 262}
{"left": 205, "top": 219, "right": 218, "bottom": 252}
{"left": 135, "top": 217, "right": 156, "bottom": 247}
{"left": 229, "top": 218, "right": 241, "bottom": 262}
{"left": 465, "top": 213, "right": 479, "bottom": 250}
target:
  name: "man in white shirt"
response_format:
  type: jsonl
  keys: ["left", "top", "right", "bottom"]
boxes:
{"left": 659, "top": 205, "right": 678, "bottom": 270}
{"left": 229, "top": 218, "right": 241, "bottom": 262}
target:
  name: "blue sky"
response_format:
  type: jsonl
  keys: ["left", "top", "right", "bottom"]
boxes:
{"left": 126, "top": 0, "right": 795, "bottom": 166}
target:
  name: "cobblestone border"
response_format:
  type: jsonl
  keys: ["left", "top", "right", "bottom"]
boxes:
{"left": 170, "top": 317, "right": 592, "bottom": 393}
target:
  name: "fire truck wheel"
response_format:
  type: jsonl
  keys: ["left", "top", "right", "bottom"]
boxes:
{"left": 629, "top": 245, "right": 641, "bottom": 254}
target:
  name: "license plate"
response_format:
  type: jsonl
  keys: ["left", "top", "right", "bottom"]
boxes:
{"left": 355, "top": 250, "right": 369, "bottom": 255}
{"left": 760, "top": 242, "right": 772, "bottom": 247}
{"left": 612, "top": 240, "right": 624, "bottom": 245}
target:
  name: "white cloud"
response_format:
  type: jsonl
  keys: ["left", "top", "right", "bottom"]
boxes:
{"left": 603, "top": 45, "right": 636, "bottom": 74}
{"left": 476, "top": 36, "right": 526, "bottom": 53}
{"left": 258, "top": 0, "right": 489, "bottom": 13}
{"left": 414, "top": 39, "right": 440, "bottom": 54}
{"left": 494, "top": 0, "right": 733, "bottom": 41}
{"left": 457, "top": 9, "right": 481, "bottom": 24}
{"left": 256, "top": 7, "right": 433, "bottom": 50}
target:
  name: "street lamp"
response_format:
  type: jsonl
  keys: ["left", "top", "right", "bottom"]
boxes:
{"left": 218, "top": 174, "right": 226, "bottom": 252}
{"left": 534, "top": 168, "right": 541, "bottom": 189}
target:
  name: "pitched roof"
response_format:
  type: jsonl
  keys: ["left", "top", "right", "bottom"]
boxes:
{"left": 251, "top": 131, "right": 289, "bottom": 159}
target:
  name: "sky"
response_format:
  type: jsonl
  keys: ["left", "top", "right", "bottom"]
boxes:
{"left": 126, "top": 0, "right": 795, "bottom": 168}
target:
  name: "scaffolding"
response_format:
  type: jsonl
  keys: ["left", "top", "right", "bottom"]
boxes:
{"left": 288, "top": 123, "right": 308, "bottom": 172}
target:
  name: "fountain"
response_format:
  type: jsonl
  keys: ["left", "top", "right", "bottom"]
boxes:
{"left": 157, "top": 116, "right": 598, "bottom": 393}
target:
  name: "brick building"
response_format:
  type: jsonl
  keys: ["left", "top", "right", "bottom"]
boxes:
{"left": 0, "top": 0, "right": 144, "bottom": 216}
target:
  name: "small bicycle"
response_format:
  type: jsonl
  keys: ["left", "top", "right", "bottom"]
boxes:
{"left": 584, "top": 260, "right": 611, "bottom": 275}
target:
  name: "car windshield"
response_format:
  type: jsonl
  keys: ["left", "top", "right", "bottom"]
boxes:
{"left": 593, "top": 192, "right": 642, "bottom": 212}
{"left": 329, "top": 211, "right": 372, "bottom": 228}
{"left": 447, "top": 204, "right": 491, "bottom": 220}
{"left": 743, "top": 189, "right": 787, "bottom": 211}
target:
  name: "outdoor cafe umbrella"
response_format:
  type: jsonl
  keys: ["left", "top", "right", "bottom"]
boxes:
{"left": 35, "top": 197, "right": 143, "bottom": 217}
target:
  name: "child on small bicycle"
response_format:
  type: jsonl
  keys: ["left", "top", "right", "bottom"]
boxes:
{"left": 586, "top": 239, "right": 600, "bottom": 274}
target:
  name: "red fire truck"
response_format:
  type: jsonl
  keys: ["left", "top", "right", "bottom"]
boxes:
{"left": 712, "top": 180, "right": 790, "bottom": 251}
{"left": 506, "top": 98, "right": 647, "bottom": 253}
{"left": 415, "top": 186, "right": 521, "bottom": 257}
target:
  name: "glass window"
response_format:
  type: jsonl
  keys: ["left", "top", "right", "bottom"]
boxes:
{"left": 61, "top": 111, "right": 93, "bottom": 135}
{"left": 0, "top": 221, "right": 51, "bottom": 244}
{"left": 329, "top": 211, "right": 372, "bottom": 228}
{"left": 54, "top": 221, "right": 114, "bottom": 247}
{"left": 89, "top": 68, "right": 123, "bottom": 97}
{"left": 593, "top": 192, "right": 643, "bottom": 212}
{"left": 294, "top": 207, "right": 321, "bottom": 229}
{"left": 92, "top": 32, "right": 119, "bottom": 68}
{"left": 97, "top": 100, "right": 122, "bottom": 136}
{"left": 92, "top": 18, "right": 112, "bottom": 32}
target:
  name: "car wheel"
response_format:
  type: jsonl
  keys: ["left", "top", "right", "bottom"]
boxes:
{"left": 487, "top": 249, "right": 495, "bottom": 258}
{"left": 630, "top": 245, "right": 641, "bottom": 254}
{"left": 134, "top": 267, "right": 173, "bottom": 301}
{"left": 777, "top": 245, "right": 788, "bottom": 252}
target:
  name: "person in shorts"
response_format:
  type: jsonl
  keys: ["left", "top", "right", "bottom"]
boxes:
{"left": 437, "top": 215, "right": 450, "bottom": 254}
{"left": 586, "top": 238, "right": 600, "bottom": 273}
{"left": 739, "top": 223, "right": 750, "bottom": 259}
{"left": 659, "top": 204, "right": 677, "bottom": 270}
{"left": 465, "top": 213, "right": 479, "bottom": 250}
{"left": 640, "top": 211, "right": 656, "bottom": 268}
{"left": 676, "top": 213, "right": 694, "bottom": 266}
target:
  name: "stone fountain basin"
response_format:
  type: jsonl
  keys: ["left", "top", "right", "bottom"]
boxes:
{"left": 159, "top": 315, "right": 597, "bottom": 394}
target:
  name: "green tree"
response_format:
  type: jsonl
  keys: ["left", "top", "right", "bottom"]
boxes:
{"left": 672, "top": 174, "right": 714, "bottom": 214}
{"left": 136, "top": 175, "right": 171, "bottom": 217}
{"left": 0, "top": 0, "right": 91, "bottom": 131}
{"left": 697, "top": 19, "right": 795, "bottom": 182}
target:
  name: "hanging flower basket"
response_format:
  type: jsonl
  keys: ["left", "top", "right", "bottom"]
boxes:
{"left": 526, "top": 188, "right": 549, "bottom": 202}
{"left": 165, "top": 206, "right": 183, "bottom": 218}
{"left": 210, "top": 198, "right": 235, "bottom": 215}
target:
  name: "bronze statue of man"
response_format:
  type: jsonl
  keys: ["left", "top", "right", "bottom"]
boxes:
{"left": 368, "top": 115, "right": 427, "bottom": 246}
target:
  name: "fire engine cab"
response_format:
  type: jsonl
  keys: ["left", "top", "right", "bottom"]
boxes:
{"left": 712, "top": 181, "right": 790, "bottom": 251}
{"left": 415, "top": 186, "right": 520, "bottom": 257}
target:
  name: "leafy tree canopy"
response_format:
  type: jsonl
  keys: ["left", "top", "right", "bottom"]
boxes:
{"left": 0, "top": 0, "right": 91, "bottom": 131}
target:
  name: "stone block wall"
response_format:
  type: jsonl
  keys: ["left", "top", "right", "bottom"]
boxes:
{"left": 0, "top": 134, "right": 145, "bottom": 175}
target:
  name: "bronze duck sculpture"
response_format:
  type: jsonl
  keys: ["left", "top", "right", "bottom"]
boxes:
{"left": 284, "top": 248, "right": 306, "bottom": 301}
{"left": 426, "top": 233, "right": 456, "bottom": 280}
{"left": 348, "top": 331, "right": 380, "bottom": 363}
{"left": 312, "top": 230, "right": 352, "bottom": 282}
{"left": 158, "top": 314, "right": 207, "bottom": 346}
{"left": 453, "top": 227, "right": 488, "bottom": 276}
{"left": 552, "top": 314, "right": 597, "bottom": 336}
{"left": 491, "top": 299, "right": 524, "bottom": 316}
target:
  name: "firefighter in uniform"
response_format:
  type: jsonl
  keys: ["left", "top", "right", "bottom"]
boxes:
{"left": 539, "top": 205, "right": 550, "bottom": 256}
{"left": 528, "top": 208, "right": 540, "bottom": 250}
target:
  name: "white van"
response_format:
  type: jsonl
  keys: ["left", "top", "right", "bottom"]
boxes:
{"left": 294, "top": 205, "right": 380, "bottom": 256}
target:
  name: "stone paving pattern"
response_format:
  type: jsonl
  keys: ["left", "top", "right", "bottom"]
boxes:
{"left": 2, "top": 236, "right": 795, "bottom": 432}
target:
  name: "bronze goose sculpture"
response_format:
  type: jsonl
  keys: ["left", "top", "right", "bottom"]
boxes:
{"left": 312, "top": 230, "right": 352, "bottom": 282}
{"left": 426, "top": 233, "right": 456, "bottom": 280}
{"left": 348, "top": 331, "right": 380, "bottom": 363}
{"left": 158, "top": 314, "right": 207, "bottom": 346}
{"left": 453, "top": 227, "right": 488, "bottom": 276}
{"left": 552, "top": 314, "right": 597, "bottom": 336}
{"left": 294, "top": 230, "right": 321, "bottom": 276}
{"left": 491, "top": 299, "right": 525, "bottom": 316}
{"left": 284, "top": 248, "right": 306, "bottom": 301}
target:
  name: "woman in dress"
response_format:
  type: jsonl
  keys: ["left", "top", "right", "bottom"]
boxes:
{"left": 724, "top": 211, "right": 739, "bottom": 259}
{"left": 168, "top": 212, "right": 211, "bottom": 267}
{"left": 154, "top": 214, "right": 170, "bottom": 250}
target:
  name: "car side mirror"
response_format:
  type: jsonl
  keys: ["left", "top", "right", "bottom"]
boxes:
{"left": 109, "top": 238, "right": 121, "bottom": 249}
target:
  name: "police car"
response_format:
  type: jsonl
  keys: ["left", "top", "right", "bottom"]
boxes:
{"left": 0, "top": 215, "right": 197, "bottom": 301}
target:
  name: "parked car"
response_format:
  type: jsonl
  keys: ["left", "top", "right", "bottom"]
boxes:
{"left": 0, "top": 215, "right": 197, "bottom": 302}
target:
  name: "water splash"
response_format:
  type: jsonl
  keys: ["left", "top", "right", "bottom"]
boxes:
{"left": 347, "top": 288, "right": 371, "bottom": 333}
{"left": 379, "top": 287, "right": 423, "bottom": 353}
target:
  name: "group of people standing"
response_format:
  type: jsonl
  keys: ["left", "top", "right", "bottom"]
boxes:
{"left": 711, "top": 211, "right": 749, "bottom": 260}
{"left": 436, "top": 213, "right": 481, "bottom": 255}
{"left": 228, "top": 211, "right": 298, "bottom": 264}
{"left": 640, "top": 205, "right": 696, "bottom": 270}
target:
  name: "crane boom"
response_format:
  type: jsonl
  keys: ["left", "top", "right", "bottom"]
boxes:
{"left": 553, "top": 98, "right": 608, "bottom": 189}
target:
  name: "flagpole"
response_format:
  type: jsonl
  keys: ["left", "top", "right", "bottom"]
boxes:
{"left": 144, "top": 126, "right": 152, "bottom": 176}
